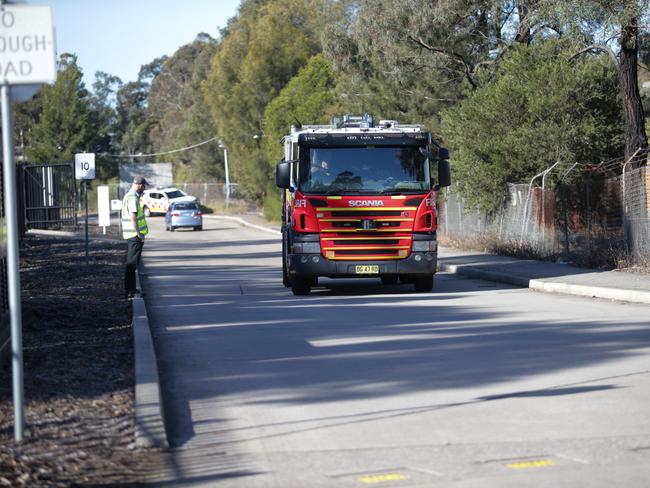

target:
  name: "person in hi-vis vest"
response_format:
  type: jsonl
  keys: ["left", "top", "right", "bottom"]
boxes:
{"left": 122, "top": 176, "right": 149, "bottom": 299}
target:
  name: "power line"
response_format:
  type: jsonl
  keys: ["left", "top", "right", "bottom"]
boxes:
{"left": 106, "top": 136, "right": 219, "bottom": 159}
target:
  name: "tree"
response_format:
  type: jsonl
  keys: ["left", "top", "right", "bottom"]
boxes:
{"left": 323, "top": 1, "right": 536, "bottom": 131}
{"left": 538, "top": 0, "right": 649, "bottom": 159}
{"left": 147, "top": 35, "right": 223, "bottom": 181}
{"left": 441, "top": 40, "right": 624, "bottom": 212}
{"left": 262, "top": 53, "right": 338, "bottom": 218}
{"left": 115, "top": 58, "right": 167, "bottom": 157}
{"left": 13, "top": 91, "right": 42, "bottom": 162}
{"left": 205, "top": 0, "right": 324, "bottom": 199}
{"left": 263, "top": 54, "right": 338, "bottom": 163}
{"left": 26, "top": 54, "right": 92, "bottom": 162}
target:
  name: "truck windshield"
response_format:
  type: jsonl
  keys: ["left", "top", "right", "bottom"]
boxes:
{"left": 298, "top": 146, "right": 429, "bottom": 194}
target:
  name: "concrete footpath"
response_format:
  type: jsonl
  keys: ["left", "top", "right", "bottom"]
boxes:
{"left": 210, "top": 213, "right": 650, "bottom": 306}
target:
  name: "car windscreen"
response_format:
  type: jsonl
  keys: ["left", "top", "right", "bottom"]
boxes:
{"left": 165, "top": 190, "right": 187, "bottom": 199}
{"left": 172, "top": 202, "right": 198, "bottom": 210}
{"left": 298, "top": 146, "right": 429, "bottom": 194}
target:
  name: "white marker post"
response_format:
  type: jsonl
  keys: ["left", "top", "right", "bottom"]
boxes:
{"left": 0, "top": 2, "right": 57, "bottom": 442}
{"left": 97, "top": 186, "right": 110, "bottom": 234}
{"left": 75, "top": 153, "right": 96, "bottom": 263}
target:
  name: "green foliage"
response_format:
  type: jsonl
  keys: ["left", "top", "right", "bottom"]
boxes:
{"left": 205, "top": 0, "right": 323, "bottom": 201}
{"left": 147, "top": 35, "right": 223, "bottom": 182}
{"left": 26, "top": 54, "right": 92, "bottom": 162}
{"left": 263, "top": 54, "right": 337, "bottom": 163}
{"left": 322, "top": 0, "right": 517, "bottom": 133}
{"left": 115, "top": 58, "right": 168, "bottom": 156}
{"left": 441, "top": 40, "right": 624, "bottom": 213}
{"left": 263, "top": 179, "right": 283, "bottom": 221}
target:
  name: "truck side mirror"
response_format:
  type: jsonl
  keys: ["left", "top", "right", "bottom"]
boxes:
{"left": 276, "top": 161, "right": 291, "bottom": 189}
{"left": 438, "top": 159, "right": 451, "bottom": 188}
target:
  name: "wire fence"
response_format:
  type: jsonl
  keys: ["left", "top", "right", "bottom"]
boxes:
{"left": 439, "top": 155, "right": 649, "bottom": 268}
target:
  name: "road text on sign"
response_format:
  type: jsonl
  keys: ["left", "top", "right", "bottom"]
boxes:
{"left": 0, "top": 6, "right": 56, "bottom": 85}
{"left": 75, "top": 153, "right": 96, "bottom": 180}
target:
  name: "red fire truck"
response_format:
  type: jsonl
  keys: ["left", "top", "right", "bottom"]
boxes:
{"left": 276, "top": 114, "right": 451, "bottom": 295}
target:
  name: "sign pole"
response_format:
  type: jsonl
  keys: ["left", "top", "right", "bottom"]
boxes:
{"left": 84, "top": 181, "right": 89, "bottom": 264}
{"left": 1, "top": 84, "right": 25, "bottom": 442}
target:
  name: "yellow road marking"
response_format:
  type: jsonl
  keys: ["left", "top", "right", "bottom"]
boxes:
{"left": 357, "top": 473, "right": 409, "bottom": 484}
{"left": 506, "top": 459, "right": 556, "bottom": 470}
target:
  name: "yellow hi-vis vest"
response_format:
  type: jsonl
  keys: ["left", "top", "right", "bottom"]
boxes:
{"left": 121, "top": 190, "right": 149, "bottom": 239}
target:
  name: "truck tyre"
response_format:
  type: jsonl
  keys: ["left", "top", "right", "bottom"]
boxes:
{"left": 414, "top": 275, "right": 434, "bottom": 293}
{"left": 381, "top": 276, "right": 398, "bottom": 285}
{"left": 291, "top": 277, "right": 311, "bottom": 296}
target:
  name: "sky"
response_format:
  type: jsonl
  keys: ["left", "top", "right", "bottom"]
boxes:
{"left": 45, "top": 0, "right": 242, "bottom": 89}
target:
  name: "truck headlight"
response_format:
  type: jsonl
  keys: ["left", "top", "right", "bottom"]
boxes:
{"left": 412, "top": 240, "right": 437, "bottom": 252}
{"left": 292, "top": 242, "right": 321, "bottom": 254}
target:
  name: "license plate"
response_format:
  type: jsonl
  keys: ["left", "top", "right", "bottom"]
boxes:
{"left": 355, "top": 265, "right": 379, "bottom": 274}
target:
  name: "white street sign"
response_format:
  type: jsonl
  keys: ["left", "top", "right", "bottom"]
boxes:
{"left": 110, "top": 199, "right": 122, "bottom": 211}
{"left": 75, "top": 153, "right": 95, "bottom": 180}
{"left": 0, "top": 6, "right": 57, "bottom": 85}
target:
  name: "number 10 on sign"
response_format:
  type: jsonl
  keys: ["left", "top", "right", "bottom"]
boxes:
{"left": 75, "top": 152, "right": 95, "bottom": 180}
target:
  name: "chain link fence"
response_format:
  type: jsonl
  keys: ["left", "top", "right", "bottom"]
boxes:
{"left": 439, "top": 157, "right": 649, "bottom": 269}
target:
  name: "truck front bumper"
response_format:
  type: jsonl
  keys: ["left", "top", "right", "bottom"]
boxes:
{"left": 288, "top": 251, "right": 437, "bottom": 278}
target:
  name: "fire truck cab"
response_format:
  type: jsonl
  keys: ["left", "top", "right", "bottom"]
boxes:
{"left": 276, "top": 114, "right": 451, "bottom": 295}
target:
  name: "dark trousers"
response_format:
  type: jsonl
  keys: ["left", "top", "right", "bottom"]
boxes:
{"left": 125, "top": 236, "right": 144, "bottom": 293}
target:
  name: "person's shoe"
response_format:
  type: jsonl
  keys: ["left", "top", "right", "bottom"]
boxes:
{"left": 124, "top": 289, "right": 142, "bottom": 299}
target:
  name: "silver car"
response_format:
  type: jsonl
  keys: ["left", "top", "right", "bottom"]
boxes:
{"left": 165, "top": 201, "right": 203, "bottom": 231}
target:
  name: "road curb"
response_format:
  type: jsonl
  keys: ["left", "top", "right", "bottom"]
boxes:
{"left": 132, "top": 266, "right": 168, "bottom": 449}
{"left": 528, "top": 279, "right": 650, "bottom": 305}
{"left": 439, "top": 262, "right": 650, "bottom": 305}
{"left": 438, "top": 262, "right": 530, "bottom": 288}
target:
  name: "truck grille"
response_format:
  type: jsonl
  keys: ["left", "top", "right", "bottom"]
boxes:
{"left": 316, "top": 205, "right": 416, "bottom": 260}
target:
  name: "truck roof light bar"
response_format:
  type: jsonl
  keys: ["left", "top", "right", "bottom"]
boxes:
{"left": 331, "top": 114, "right": 376, "bottom": 129}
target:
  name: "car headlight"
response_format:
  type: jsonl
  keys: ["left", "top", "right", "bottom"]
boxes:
{"left": 292, "top": 242, "right": 321, "bottom": 254}
{"left": 412, "top": 240, "right": 437, "bottom": 252}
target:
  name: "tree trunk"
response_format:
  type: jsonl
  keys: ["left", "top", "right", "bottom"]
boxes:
{"left": 619, "top": 18, "right": 648, "bottom": 161}
{"left": 514, "top": 2, "right": 532, "bottom": 44}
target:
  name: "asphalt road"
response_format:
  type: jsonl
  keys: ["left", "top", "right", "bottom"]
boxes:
{"left": 142, "top": 216, "right": 650, "bottom": 488}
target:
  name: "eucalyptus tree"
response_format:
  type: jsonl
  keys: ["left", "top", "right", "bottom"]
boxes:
{"left": 205, "top": 0, "right": 343, "bottom": 199}
{"left": 115, "top": 57, "right": 168, "bottom": 158}
{"left": 323, "top": 1, "right": 539, "bottom": 131}
{"left": 535, "top": 0, "right": 649, "bottom": 159}
{"left": 147, "top": 34, "right": 222, "bottom": 181}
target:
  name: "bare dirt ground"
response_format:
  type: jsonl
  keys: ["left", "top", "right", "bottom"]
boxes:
{"left": 0, "top": 235, "right": 166, "bottom": 487}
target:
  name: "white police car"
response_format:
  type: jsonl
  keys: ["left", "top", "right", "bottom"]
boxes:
{"left": 141, "top": 187, "right": 197, "bottom": 216}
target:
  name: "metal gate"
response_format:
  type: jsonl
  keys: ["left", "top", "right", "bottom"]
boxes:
{"left": 21, "top": 162, "right": 77, "bottom": 229}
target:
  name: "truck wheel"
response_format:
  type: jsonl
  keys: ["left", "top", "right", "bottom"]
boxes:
{"left": 413, "top": 275, "right": 434, "bottom": 293}
{"left": 291, "top": 277, "right": 311, "bottom": 296}
{"left": 381, "top": 276, "right": 398, "bottom": 285}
